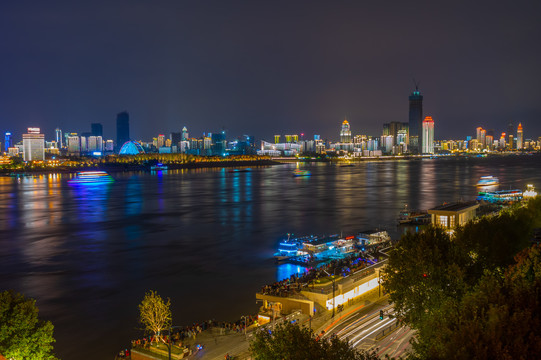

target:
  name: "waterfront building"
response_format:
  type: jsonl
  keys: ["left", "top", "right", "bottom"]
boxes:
{"left": 476, "top": 127, "right": 486, "bottom": 150}
{"left": 499, "top": 133, "right": 507, "bottom": 149}
{"left": 22, "top": 127, "right": 45, "bottom": 161}
{"left": 421, "top": 116, "right": 435, "bottom": 154}
{"left": 91, "top": 123, "right": 103, "bottom": 137}
{"left": 87, "top": 136, "right": 103, "bottom": 154}
{"left": 383, "top": 122, "right": 408, "bottom": 146}
{"left": 4, "top": 132, "right": 12, "bottom": 153}
{"left": 428, "top": 202, "right": 479, "bottom": 229}
{"left": 67, "top": 135, "right": 81, "bottom": 156}
{"left": 116, "top": 111, "right": 130, "bottom": 150}
{"left": 381, "top": 135, "right": 393, "bottom": 154}
{"left": 340, "top": 119, "right": 352, "bottom": 143}
{"left": 105, "top": 140, "right": 114, "bottom": 152}
{"left": 119, "top": 140, "right": 145, "bottom": 155}
{"left": 157, "top": 134, "right": 165, "bottom": 148}
{"left": 55, "top": 128, "right": 63, "bottom": 149}
{"left": 517, "top": 123, "right": 523, "bottom": 150}
{"left": 408, "top": 86, "right": 423, "bottom": 154}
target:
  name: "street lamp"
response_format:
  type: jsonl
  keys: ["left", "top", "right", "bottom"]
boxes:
{"left": 323, "top": 269, "right": 336, "bottom": 318}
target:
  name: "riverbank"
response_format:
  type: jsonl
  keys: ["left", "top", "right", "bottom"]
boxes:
{"left": 0, "top": 159, "right": 281, "bottom": 175}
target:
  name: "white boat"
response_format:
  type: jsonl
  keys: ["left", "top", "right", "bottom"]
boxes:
{"left": 476, "top": 176, "right": 499, "bottom": 186}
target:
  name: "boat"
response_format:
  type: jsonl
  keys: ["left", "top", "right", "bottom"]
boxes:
{"left": 69, "top": 171, "right": 114, "bottom": 184}
{"left": 398, "top": 204, "right": 431, "bottom": 225}
{"left": 477, "top": 189, "right": 522, "bottom": 203}
{"left": 228, "top": 168, "right": 251, "bottom": 173}
{"left": 150, "top": 163, "right": 168, "bottom": 171}
{"left": 293, "top": 169, "right": 311, "bottom": 177}
{"left": 476, "top": 176, "right": 499, "bottom": 186}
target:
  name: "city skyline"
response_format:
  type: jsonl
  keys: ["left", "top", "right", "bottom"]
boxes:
{"left": 1, "top": 1, "right": 540, "bottom": 141}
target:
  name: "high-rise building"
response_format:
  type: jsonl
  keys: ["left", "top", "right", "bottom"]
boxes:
{"left": 182, "top": 127, "right": 189, "bottom": 140}
{"left": 157, "top": 134, "right": 165, "bottom": 148}
{"left": 91, "top": 123, "right": 103, "bottom": 137}
{"left": 67, "top": 135, "right": 81, "bottom": 156}
{"left": 4, "top": 132, "right": 12, "bottom": 153}
{"left": 383, "top": 122, "right": 408, "bottom": 145}
{"left": 476, "top": 127, "right": 487, "bottom": 150}
{"left": 170, "top": 132, "right": 181, "bottom": 148}
{"left": 517, "top": 123, "right": 523, "bottom": 150}
{"left": 22, "top": 128, "right": 45, "bottom": 161}
{"left": 507, "top": 123, "right": 515, "bottom": 143}
{"left": 422, "top": 116, "right": 435, "bottom": 154}
{"left": 274, "top": 135, "right": 281, "bottom": 144}
{"left": 408, "top": 86, "right": 423, "bottom": 153}
{"left": 55, "top": 128, "right": 63, "bottom": 149}
{"left": 340, "top": 119, "right": 352, "bottom": 143}
{"left": 116, "top": 111, "right": 130, "bottom": 149}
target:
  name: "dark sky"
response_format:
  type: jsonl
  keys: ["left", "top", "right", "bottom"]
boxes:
{"left": 1, "top": 0, "right": 540, "bottom": 142}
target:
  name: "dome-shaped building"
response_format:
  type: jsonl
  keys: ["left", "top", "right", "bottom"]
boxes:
{"left": 119, "top": 141, "right": 145, "bottom": 155}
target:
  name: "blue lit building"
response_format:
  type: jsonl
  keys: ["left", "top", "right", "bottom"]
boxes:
{"left": 119, "top": 141, "right": 145, "bottom": 155}
{"left": 4, "top": 132, "right": 12, "bottom": 152}
{"left": 408, "top": 86, "right": 423, "bottom": 154}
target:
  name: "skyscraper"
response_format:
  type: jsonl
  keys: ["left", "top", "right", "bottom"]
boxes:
{"left": 116, "top": 112, "right": 130, "bottom": 149}
{"left": 517, "top": 123, "right": 523, "bottom": 150}
{"left": 91, "top": 123, "right": 103, "bottom": 137}
{"left": 182, "top": 126, "right": 189, "bottom": 140}
{"left": 421, "top": 116, "right": 434, "bottom": 154}
{"left": 22, "top": 128, "right": 45, "bottom": 161}
{"left": 408, "top": 86, "right": 423, "bottom": 154}
{"left": 4, "top": 132, "right": 12, "bottom": 152}
{"left": 55, "top": 128, "right": 63, "bottom": 149}
{"left": 340, "top": 119, "right": 351, "bottom": 143}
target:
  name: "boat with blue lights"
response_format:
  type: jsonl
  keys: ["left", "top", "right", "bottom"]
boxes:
{"left": 293, "top": 169, "right": 311, "bottom": 177}
{"left": 477, "top": 189, "right": 522, "bottom": 203}
{"left": 476, "top": 176, "right": 499, "bottom": 186}
{"left": 150, "top": 163, "right": 168, "bottom": 171}
{"left": 69, "top": 171, "right": 114, "bottom": 184}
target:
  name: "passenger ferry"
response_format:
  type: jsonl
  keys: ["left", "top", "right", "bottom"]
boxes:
{"left": 476, "top": 176, "right": 499, "bottom": 186}
{"left": 477, "top": 189, "right": 522, "bottom": 203}
{"left": 69, "top": 171, "right": 114, "bottom": 184}
{"left": 274, "top": 230, "right": 390, "bottom": 262}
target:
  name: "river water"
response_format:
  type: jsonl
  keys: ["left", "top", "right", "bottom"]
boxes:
{"left": 0, "top": 155, "right": 540, "bottom": 359}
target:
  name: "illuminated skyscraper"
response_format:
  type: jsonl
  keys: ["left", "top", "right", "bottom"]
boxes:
{"left": 116, "top": 111, "right": 130, "bottom": 149}
{"left": 517, "top": 123, "right": 523, "bottom": 150}
{"left": 55, "top": 128, "right": 63, "bottom": 149}
{"left": 4, "top": 132, "right": 12, "bottom": 152}
{"left": 340, "top": 119, "right": 351, "bottom": 143}
{"left": 408, "top": 86, "right": 423, "bottom": 153}
{"left": 274, "top": 135, "right": 281, "bottom": 144}
{"left": 22, "top": 128, "right": 45, "bottom": 161}
{"left": 421, "top": 116, "right": 434, "bottom": 154}
{"left": 182, "top": 127, "right": 189, "bottom": 140}
{"left": 157, "top": 134, "right": 165, "bottom": 148}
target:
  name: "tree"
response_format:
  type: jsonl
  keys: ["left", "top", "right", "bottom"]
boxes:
{"left": 138, "top": 290, "right": 172, "bottom": 344}
{"left": 0, "top": 290, "right": 57, "bottom": 360}
{"left": 249, "top": 322, "right": 380, "bottom": 360}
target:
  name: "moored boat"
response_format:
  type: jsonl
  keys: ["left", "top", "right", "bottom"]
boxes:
{"left": 293, "top": 169, "right": 311, "bottom": 177}
{"left": 398, "top": 204, "right": 431, "bottom": 225}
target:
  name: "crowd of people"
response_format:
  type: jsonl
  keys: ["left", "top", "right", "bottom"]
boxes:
{"left": 260, "top": 253, "right": 377, "bottom": 297}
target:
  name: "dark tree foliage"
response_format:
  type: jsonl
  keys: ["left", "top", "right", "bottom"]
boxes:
{"left": 0, "top": 290, "right": 57, "bottom": 360}
{"left": 249, "top": 322, "right": 380, "bottom": 360}
{"left": 384, "top": 198, "right": 541, "bottom": 360}
{"left": 412, "top": 245, "right": 541, "bottom": 360}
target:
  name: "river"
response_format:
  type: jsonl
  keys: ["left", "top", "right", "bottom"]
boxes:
{"left": 0, "top": 154, "right": 539, "bottom": 359}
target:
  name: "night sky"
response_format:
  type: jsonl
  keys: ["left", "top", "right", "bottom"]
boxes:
{"left": 1, "top": 0, "right": 540, "bottom": 142}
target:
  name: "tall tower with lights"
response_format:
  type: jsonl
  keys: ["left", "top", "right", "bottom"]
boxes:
{"left": 517, "top": 123, "right": 523, "bottom": 150}
{"left": 421, "top": 116, "right": 434, "bottom": 154}
{"left": 408, "top": 84, "right": 423, "bottom": 154}
{"left": 116, "top": 111, "right": 130, "bottom": 149}
{"left": 340, "top": 119, "right": 351, "bottom": 143}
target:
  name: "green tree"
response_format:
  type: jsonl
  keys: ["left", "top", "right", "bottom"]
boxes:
{"left": 138, "top": 290, "right": 171, "bottom": 344}
{"left": 0, "top": 290, "right": 57, "bottom": 360}
{"left": 411, "top": 245, "right": 541, "bottom": 359}
{"left": 249, "top": 322, "right": 380, "bottom": 360}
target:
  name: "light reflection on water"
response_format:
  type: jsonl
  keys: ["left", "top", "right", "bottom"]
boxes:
{"left": 0, "top": 155, "right": 540, "bottom": 359}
